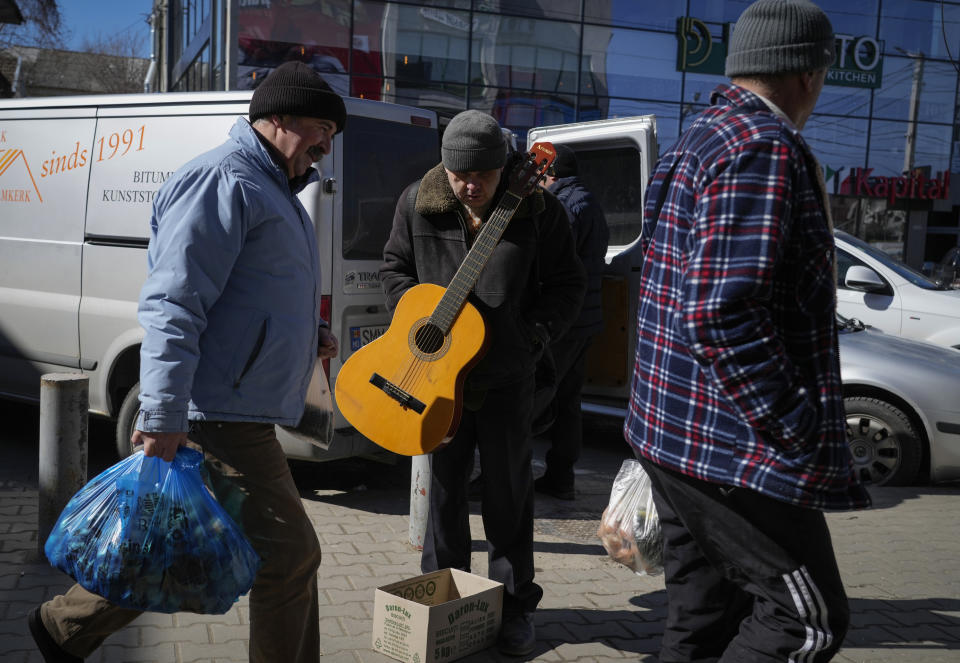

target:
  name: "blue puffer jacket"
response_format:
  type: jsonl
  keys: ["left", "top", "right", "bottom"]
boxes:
{"left": 136, "top": 118, "right": 322, "bottom": 432}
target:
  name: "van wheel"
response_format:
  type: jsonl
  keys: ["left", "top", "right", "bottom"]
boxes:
{"left": 844, "top": 396, "right": 922, "bottom": 487}
{"left": 115, "top": 382, "right": 140, "bottom": 459}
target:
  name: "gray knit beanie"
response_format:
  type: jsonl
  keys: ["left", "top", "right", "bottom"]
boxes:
{"left": 441, "top": 110, "right": 507, "bottom": 172}
{"left": 725, "top": 0, "right": 835, "bottom": 77}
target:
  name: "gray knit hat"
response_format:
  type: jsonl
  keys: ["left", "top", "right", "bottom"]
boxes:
{"left": 725, "top": 0, "right": 835, "bottom": 77}
{"left": 441, "top": 110, "right": 507, "bottom": 172}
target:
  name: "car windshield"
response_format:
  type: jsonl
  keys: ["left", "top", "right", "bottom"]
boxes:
{"left": 836, "top": 231, "right": 947, "bottom": 290}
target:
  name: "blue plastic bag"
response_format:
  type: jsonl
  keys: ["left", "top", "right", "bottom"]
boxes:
{"left": 44, "top": 447, "right": 261, "bottom": 614}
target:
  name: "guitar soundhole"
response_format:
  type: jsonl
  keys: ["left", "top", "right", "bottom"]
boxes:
{"left": 414, "top": 323, "right": 446, "bottom": 354}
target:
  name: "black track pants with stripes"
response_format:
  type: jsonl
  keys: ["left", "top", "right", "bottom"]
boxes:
{"left": 638, "top": 458, "right": 850, "bottom": 663}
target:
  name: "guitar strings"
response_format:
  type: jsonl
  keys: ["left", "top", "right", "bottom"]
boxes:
{"left": 394, "top": 206, "right": 506, "bottom": 397}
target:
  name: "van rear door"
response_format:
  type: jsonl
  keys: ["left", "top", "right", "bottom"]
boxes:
{"left": 0, "top": 104, "right": 96, "bottom": 397}
{"left": 527, "top": 116, "right": 657, "bottom": 417}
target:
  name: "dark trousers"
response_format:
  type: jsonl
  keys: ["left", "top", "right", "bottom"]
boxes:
{"left": 638, "top": 458, "right": 850, "bottom": 663}
{"left": 421, "top": 377, "right": 543, "bottom": 616}
{"left": 542, "top": 335, "right": 592, "bottom": 484}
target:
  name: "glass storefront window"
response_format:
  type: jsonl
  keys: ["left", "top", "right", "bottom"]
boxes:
{"left": 867, "top": 119, "right": 954, "bottom": 177}
{"left": 486, "top": 0, "right": 581, "bottom": 22}
{"left": 805, "top": 116, "right": 869, "bottom": 181}
{"left": 584, "top": 2, "right": 680, "bottom": 31}
{"left": 470, "top": 85, "right": 576, "bottom": 140}
{"left": 421, "top": 0, "right": 471, "bottom": 8}
{"left": 874, "top": 56, "right": 959, "bottom": 124}
{"left": 583, "top": 27, "right": 681, "bottom": 101}
{"left": 816, "top": 84, "right": 872, "bottom": 118}
{"left": 687, "top": 0, "right": 880, "bottom": 34}
{"left": 470, "top": 14, "right": 581, "bottom": 94}
{"left": 682, "top": 72, "right": 724, "bottom": 109}
{"left": 235, "top": 0, "right": 352, "bottom": 92}
{"left": 825, "top": 0, "right": 881, "bottom": 35}
{"left": 864, "top": 119, "right": 911, "bottom": 176}
{"left": 686, "top": 0, "right": 750, "bottom": 24}
{"left": 912, "top": 122, "right": 955, "bottom": 174}
{"left": 880, "top": 0, "right": 960, "bottom": 60}
{"left": 376, "top": 3, "right": 471, "bottom": 105}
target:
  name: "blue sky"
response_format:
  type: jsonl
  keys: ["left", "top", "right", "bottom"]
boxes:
{"left": 60, "top": 1, "right": 154, "bottom": 56}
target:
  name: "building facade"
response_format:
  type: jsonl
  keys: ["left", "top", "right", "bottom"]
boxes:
{"left": 152, "top": 0, "right": 960, "bottom": 268}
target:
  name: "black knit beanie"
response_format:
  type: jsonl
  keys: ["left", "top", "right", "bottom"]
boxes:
{"left": 441, "top": 110, "right": 506, "bottom": 172}
{"left": 725, "top": 0, "right": 835, "bottom": 77}
{"left": 549, "top": 143, "right": 579, "bottom": 178}
{"left": 249, "top": 61, "right": 346, "bottom": 134}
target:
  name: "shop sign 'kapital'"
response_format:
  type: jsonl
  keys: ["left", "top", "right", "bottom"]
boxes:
{"left": 839, "top": 168, "right": 951, "bottom": 205}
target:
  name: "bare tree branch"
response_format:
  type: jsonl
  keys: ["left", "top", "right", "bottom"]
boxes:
{"left": 0, "top": 0, "right": 64, "bottom": 49}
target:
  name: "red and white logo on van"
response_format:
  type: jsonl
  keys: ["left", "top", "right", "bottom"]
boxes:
{"left": 0, "top": 148, "right": 43, "bottom": 202}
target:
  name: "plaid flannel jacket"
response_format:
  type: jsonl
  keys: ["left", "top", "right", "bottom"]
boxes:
{"left": 625, "top": 84, "right": 870, "bottom": 511}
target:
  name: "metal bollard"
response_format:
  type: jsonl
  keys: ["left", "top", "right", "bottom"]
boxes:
{"left": 408, "top": 454, "right": 430, "bottom": 550}
{"left": 37, "top": 373, "right": 89, "bottom": 557}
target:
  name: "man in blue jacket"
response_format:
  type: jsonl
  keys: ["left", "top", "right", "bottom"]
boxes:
{"left": 535, "top": 144, "right": 609, "bottom": 500}
{"left": 29, "top": 61, "right": 343, "bottom": 663}
{"left": 626, "top": 1, "right": 870, "bottom": 661}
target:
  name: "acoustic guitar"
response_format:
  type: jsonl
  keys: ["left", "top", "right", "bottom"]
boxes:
{"left": 334, "top": 142, "right": 556, "bottom": 456}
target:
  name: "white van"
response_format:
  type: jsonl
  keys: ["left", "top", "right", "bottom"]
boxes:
{"left": 0, "top": 91, "right": 440, "bottom": 461}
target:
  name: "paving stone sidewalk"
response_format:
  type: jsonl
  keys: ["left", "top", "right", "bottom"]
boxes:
{"left": 1, "top": 414, "right": 958, "bottom": 662}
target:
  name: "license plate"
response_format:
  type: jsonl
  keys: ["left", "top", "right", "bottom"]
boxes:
{"left": 349, "top": 324, "right": 388, "bottom": 351}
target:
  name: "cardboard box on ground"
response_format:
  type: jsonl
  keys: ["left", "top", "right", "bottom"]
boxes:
{"left": 372, "top": 568, "right": 503, "bottom": 663}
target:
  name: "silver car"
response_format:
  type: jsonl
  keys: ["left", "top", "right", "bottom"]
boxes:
{"left": 839, "top": 315, "right": 960, "bottom": 486}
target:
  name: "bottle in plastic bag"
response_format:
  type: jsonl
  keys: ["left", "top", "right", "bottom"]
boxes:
{"left": 44, "top": 447, "right": 261, "bottom": 614}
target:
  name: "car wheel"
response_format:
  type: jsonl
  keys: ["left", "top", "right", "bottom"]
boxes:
{"left": 115, "top": 382, "right": 140, "bottom": 459}
{"left": 844, "top": 396, "right": 922, "bottom": 487}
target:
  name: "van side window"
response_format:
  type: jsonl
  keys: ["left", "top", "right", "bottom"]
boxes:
{"left": 341, "top": 117, "right": 439, "bottom": 260}
{"left": 573, "top": 145, "right": 644, "bottom": 247}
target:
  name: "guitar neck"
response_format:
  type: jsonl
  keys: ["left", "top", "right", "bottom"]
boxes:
{"left": 431, "top": 190, "right": 524, "bottom": 333}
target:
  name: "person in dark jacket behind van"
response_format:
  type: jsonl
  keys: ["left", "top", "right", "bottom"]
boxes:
{"left": 29, "top": 61, "right": 344, "bottom": 663}
{"left": 534, "top": 143, "right": 609, "bottom": 500}
{"left": 381, "top": 110, "right": 586, "bottom": 656}
{"left": 626, "top": 1, "right": 871, "bottom": 661}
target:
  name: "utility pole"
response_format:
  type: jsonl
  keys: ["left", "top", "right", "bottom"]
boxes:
{"left": 902, "top": 50, "right": 924, "bottom": 174}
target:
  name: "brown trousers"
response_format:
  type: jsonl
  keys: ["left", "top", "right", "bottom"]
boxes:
{"left": 40, "top": 421, "right": 322, "bottom": 662}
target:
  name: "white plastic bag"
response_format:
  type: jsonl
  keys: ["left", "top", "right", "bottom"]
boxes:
{"left": 597, "top": 458, "right": 663, "bottom": 576}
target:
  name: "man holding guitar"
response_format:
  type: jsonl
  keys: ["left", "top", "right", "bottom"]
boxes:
{"left": 380, "top": 110, "right": 586, "bottom": 656}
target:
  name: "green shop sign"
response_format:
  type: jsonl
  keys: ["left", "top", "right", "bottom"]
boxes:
{"left": 676, "top": 17, "right": 883, "bottom": 89}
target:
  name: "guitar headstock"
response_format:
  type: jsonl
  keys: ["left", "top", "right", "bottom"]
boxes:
{"left": 507, "top": 141, "right": 556, "bottom": 196}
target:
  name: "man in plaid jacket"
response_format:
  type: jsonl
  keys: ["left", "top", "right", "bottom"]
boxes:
{"left": 624, "top": 1, "right": 871, "bottom": 661}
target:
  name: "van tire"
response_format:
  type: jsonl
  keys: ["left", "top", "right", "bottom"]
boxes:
{"left": 115, "top": 382, "right": 140, "bottom": 459}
